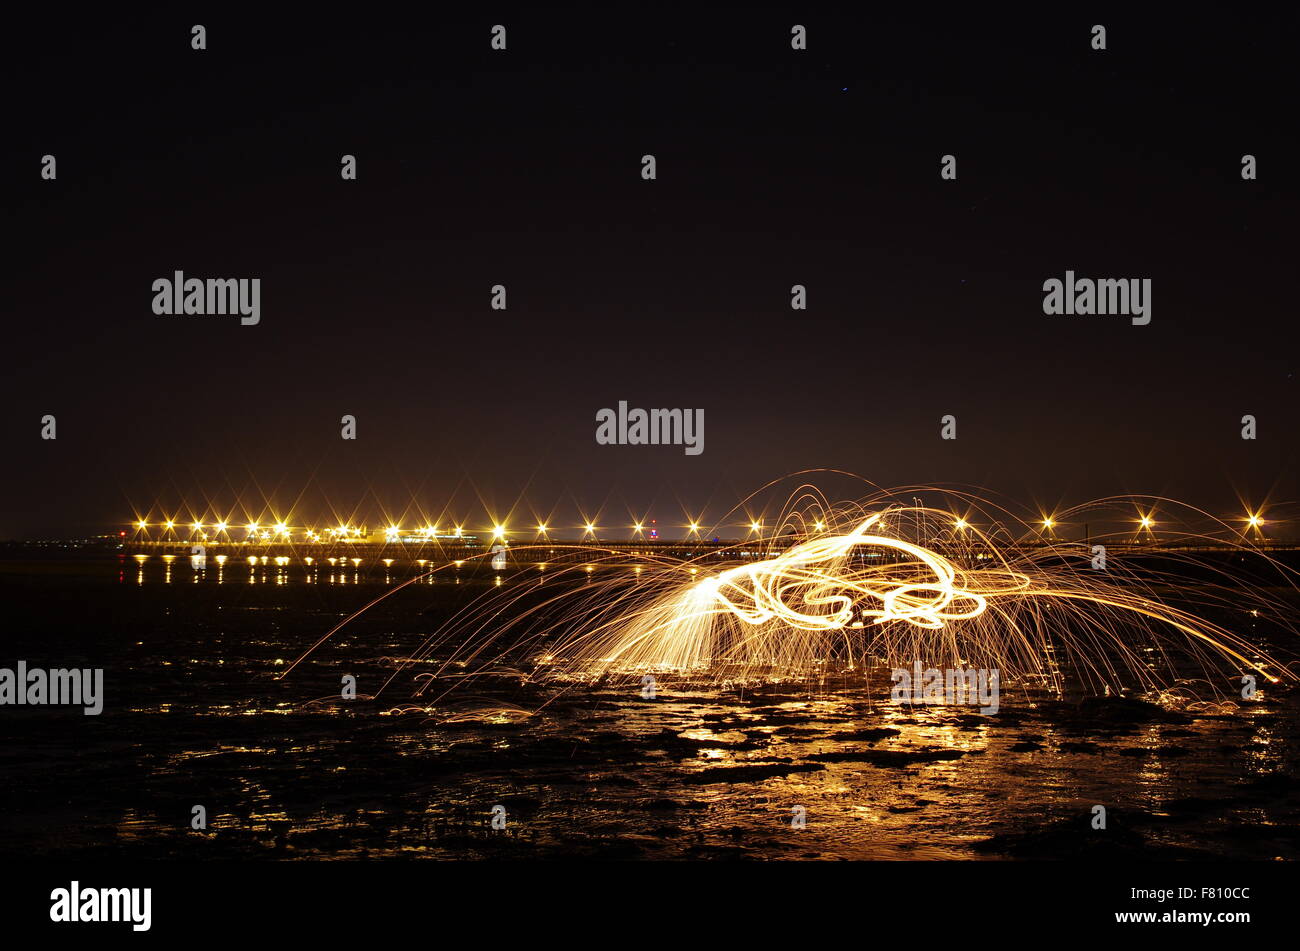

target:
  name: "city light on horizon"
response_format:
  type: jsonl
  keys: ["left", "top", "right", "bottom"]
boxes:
{"left": 114, "top": 500, "right": 1292, "bottom": 544}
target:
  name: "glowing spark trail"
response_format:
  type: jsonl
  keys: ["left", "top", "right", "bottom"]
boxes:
{"left": 564, "top": 512, "right": 1284, "bottom": 696}
{"left": 284, "top": 480, "right": 1299, "bottom": 713}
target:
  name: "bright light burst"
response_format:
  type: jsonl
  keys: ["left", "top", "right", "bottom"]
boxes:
{"left": 574, "top": 509, "right": 1285, "bottom": 694}
{"left": 284, "top": 481, "right": 1299, "bottom": 714}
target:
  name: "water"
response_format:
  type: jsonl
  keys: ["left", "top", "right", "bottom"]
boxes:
{"left": 1, "top": 556, "right": 1297, "bottom": 860}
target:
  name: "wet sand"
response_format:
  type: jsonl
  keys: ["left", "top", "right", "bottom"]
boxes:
{"left": 1, "top": 558, "right": 1296, "bottom": 860}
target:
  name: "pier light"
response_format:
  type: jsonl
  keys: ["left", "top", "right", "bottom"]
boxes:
{"left": 214, "top": 555, "right": 227, "bottom": 566}
{"left": 954, "top": 518, "right": 968, "bottom": 530}
{"left": 215, "top": 521, "right": 228, "bottom": 533}
{"left": 688, "top": 522, "right": 700, "bottom": 534}
{"left": 274, "top": 523, "right": 289, "bottom": 535}
{"left": 246, "top": 523, "right": 258, "bottom": 533}
{"left": 164, "top": 520, "right": 175, "bottom": 530}
{"left": 537, "top": 523, "right": 548, "bottom": 534}
{"left": 135, "top": 520, "right": 148, "bottom": 530}
{"left": 1042, "top": 518, "right": 1055, "bottom": 530}
{"left": 382, "top": 558, "right": 394, "bottom": 567}
{"left": 1139, "top": 516, "right": 1154, "bottom": 529}
{"left": 750, "top": 521, "right": 762, "bottom": 534}
{"left": 633, "top": 522, "right": 643, "bottom": 534}
{"left": 304, "top": 557, "right": 313, "bottom": 566}
{"left": 350, "top": 558, "right": 361, "bottom": 567}
{"left": 493, "top": 525, "right": 506, "bottom": 538}
{"left": 584, "top": 523, "right": 596, "bottom": 536}
{"left": 1247, "top": 513, "right": 1264, "bottom": 528}
{"left": 815, "top": 521, "right": 825, "bottom": 531}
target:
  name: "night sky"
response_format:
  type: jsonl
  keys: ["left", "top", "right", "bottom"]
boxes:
{"left": 5, "top": 6, "right": 1297, "bottom": 538}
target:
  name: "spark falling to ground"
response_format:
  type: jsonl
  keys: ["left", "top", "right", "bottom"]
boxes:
{"left": 284, "top": 478, "right": 1299, "bottom": 714}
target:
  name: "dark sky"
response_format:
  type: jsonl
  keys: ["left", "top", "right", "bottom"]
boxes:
{"left": 4, "top": 6, "right": 1297, "bottom": 539}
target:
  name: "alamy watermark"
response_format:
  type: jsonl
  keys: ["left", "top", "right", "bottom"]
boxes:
{"left": 595, "top": 401, "right": 703, "bottom": 455}
{"left": 890, "top": 661, "right": 999, "bottom": 714}
{"left": 50, "top": 882, "right": 151, "bottom": 931}
{"left": 1042, "top": 271, "right": 1150, "bottom": 325}
{"left": 152, "top": 271, "right": 261, "bottom": 325}
{"left": 0, "top": 661, "right": 103, "bottom": 715}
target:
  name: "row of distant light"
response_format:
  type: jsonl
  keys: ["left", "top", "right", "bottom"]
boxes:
{"left": 131, "top": 510, "right": 1269, "bottom": 537}
{"left": 1029, "top": 511, "right": 1265, "bottom": 531}
{"left": 132, "top": 520, "right": 711, "bottom": 538}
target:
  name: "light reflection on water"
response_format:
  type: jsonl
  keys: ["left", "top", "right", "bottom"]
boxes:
{"left": 0, "top": 561, "right": 1296, "bottom": 860}
{"left": 111, "top": 679, "right": 1285, "bottom": 861}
